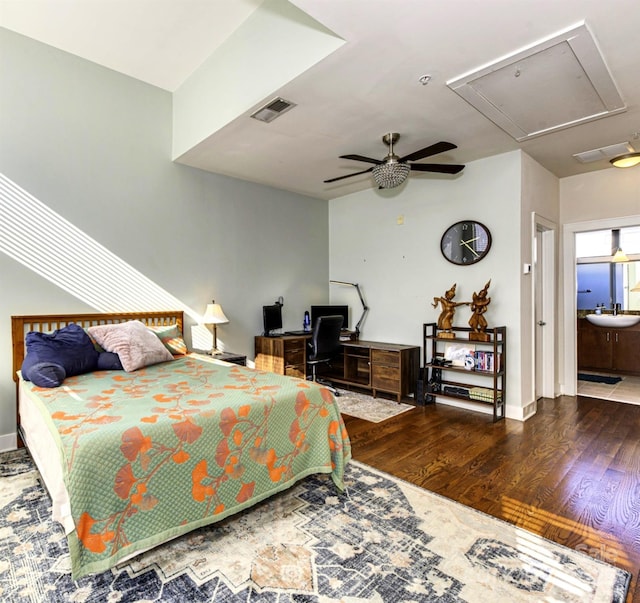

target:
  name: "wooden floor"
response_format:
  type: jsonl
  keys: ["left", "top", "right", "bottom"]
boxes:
{"left": 343, "top": 394, "right": 640, "bottom": 602}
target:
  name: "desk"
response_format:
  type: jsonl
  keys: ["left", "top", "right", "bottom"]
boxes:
{"left": 254, "top": 335, "right": 419, "bottom": 402}
{"left": 254, "top": 335, "right": 308, "bottom": 379}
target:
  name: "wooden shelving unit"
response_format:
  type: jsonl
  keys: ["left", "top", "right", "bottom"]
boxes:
{"left": 422, "top": 323, "right": 506, "bottom": 422}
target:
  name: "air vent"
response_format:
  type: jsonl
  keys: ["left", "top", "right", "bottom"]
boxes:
{"left": 573, "top": 141, "right": 636, "bottom": 163}
{"left": 250, "top": 97, "right": 296, "bottom": 123}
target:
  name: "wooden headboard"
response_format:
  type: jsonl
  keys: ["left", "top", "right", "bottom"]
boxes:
{"left": 11, "top": 310, "right": 184, "bottom": 384}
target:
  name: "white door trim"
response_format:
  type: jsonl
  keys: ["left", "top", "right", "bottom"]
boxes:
{"left": 532, "top": 213, "right": 557, "bottom": 400}
{"left": 561, "top": 214, "right": 640, "bottom": 395}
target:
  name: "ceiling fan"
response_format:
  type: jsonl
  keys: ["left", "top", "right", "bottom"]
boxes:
{"left": 324, "top": 133, "right": 465, "bottom": 189}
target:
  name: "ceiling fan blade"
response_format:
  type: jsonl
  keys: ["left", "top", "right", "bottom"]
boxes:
{"left": 399, "top": 141, "right": 457, "bottom": 163}
{"left": 339, "top": 154, "right": 384, "bottom": 165}
{"left": 409, "top": 163, "right": 465, "bottom": 174}
{"left": 324, "top": 167, "right": 374, "bottom": 183}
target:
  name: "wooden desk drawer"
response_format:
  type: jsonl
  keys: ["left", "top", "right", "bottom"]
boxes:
{"left": 371, "top": 349, "right": 399, "bottom": 366}
{"left": 285, "top": 349, "right": 304, "bottom": 366}
{"left": 284, "top": 339, "right": 306, "bottom": 352}
{"left": 372, "top": 365, "right": 400, "bottom": 390}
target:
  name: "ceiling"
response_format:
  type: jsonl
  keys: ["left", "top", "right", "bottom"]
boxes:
{"left": 2, "top": 0, "right": 639, "bottom": 201}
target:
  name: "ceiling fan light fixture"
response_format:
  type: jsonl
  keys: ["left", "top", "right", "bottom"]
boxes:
{"left": 610, "top": 152, "right": 640, "bottom": 168}
{"left": 372, "top": 162, "right": 411, "bottom": 188}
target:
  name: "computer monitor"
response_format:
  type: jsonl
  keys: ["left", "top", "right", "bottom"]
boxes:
{"left": 310, "top": 305, "right": 349, "bottom": 330}
{"left": 263, "top": 304, "right": 283, "bottom": 336}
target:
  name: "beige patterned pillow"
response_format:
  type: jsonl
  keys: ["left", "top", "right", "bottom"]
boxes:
{"left": 87, "top": 320, "right": 174, "bottom": 372}
{"left": 147, "top": 324, "right": 188, "bottom": 355}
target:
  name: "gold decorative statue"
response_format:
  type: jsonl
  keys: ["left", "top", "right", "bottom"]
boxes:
{"left": 469, "top": 280, "right": 491, "bottom": 341}
{"left": 432, "top": 284, "right": 469, "bottom": 337}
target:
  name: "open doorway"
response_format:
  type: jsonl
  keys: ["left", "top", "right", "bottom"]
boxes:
{"left": 575, "top": 225, "right": 640, "bottom": 405}
{"left": 563, "top": 215, "right": 640, "bottom": 405}
{"left": 534, "top": 214, "right": 556, "bottom": 400}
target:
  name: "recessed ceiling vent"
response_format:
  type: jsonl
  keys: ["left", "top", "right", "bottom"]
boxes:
{"left": 447, "top": 22, "right": 626, "bottom": 141}
{"left": 250, "top": 97, "right": 296, "bottom": 123}
{"left": 573, "top": 141, "right": 636, "bottom": 163}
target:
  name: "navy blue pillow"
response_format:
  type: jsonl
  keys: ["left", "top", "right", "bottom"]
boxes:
{"left": 97, "top": 352, "right": 123, "bottom": 371}
{"left": 22, "top": 323, "right": 99, "bottom": 387}
{"left": 22, "top": 361, "right": 67, "bottom": 388}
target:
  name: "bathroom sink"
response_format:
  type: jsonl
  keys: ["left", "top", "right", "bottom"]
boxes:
{"left": 585, "top": 314, "right": 640, "bottom": 328}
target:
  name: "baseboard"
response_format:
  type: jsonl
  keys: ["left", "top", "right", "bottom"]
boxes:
{"left": 427, "top": 397, "right": 538, "bottom": 422}
{"left": 504, "top": 400, "right": 537, "bottom": 421}
{"left": 0, "top": 432, "right": 18, "bottom": 452}
{"left": 522, "top": 400, "right": 538, "bottom": 420}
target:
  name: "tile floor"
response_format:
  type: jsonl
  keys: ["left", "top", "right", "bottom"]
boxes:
{"left": 577, "top": 371, "right": 640, "bottom": 405}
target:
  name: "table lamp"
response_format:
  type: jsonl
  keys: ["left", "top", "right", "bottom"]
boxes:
{"left": 203, "top": 301, "right": 229, "bottom": 354}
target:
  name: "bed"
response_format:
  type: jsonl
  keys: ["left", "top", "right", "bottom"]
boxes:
{"left": 11, "top": 311, "right": 351, "bottom": 579}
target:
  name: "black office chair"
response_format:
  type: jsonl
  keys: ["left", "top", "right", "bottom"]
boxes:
{"left": 307, "top": 315, "right": 344, "bottom": 395}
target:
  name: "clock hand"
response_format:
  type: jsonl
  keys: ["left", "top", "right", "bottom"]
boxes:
{"left": 460, "top": 237, "right": 479, "bottom": 245}
{"left": 460, "top": 240, "right": 479, "bottom": 256}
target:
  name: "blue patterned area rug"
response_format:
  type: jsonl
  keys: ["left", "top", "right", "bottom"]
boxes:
{"left": 0, "top": 448, "right": 630, "bottom": 602}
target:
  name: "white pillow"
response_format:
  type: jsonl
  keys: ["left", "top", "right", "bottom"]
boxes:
{"left": 87, "top": 320, "right": 174, "bottom": 372}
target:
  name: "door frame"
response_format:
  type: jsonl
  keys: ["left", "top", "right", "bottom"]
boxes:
{"left": 532, "top": 213, "right": 557, "bottom": 400}
{"left": 562, "top": 214, "right": 640, "bottom": 395}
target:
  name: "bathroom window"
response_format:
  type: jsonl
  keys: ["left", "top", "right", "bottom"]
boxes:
{"left": 575, "top": 229, "right": 613, "bottom": 258}
{"left": 619, "top": 226, "right": 640, "bottom": 255}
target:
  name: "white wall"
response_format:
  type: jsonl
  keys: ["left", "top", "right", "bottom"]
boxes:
{"left": 520, "top": 154, "right": 560, "bottom": 409}
{"left": 560, "top": 168, "right": 640, "bottom": 224}
{"left": 0, "top": 28, "right": 330, "bottom": 450}
{"left": 173, "top": 0, "right": 344, "bottom": 160}
{"left": 558, "top": 167, "right": 640, "bottom": 395}
{"left": 329, "top": 151, "right": 527, "bottom": 417}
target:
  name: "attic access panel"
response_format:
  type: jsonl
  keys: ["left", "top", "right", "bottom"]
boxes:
{"left": 447, "top": 23, "right": 626, "bottom": 142}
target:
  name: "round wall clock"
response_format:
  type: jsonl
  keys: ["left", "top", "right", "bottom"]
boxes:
{"left": 440, "top": 220, "right": 492, "bottom": 265}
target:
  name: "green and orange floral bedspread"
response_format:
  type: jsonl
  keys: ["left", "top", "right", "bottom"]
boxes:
{"left": 19, "top": 354, "right": 351, "bottom": 578}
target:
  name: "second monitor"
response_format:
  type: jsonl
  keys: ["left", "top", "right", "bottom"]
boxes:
{"left": 310, "top": 305, "right": 349, "bottom": 331}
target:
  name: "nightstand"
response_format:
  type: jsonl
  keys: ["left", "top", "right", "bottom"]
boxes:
{"left": 211, "top": 351, "right": 247, "bottom": 366}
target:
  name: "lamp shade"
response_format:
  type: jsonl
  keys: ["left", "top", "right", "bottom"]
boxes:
{"left": 203, "top": 302, "right": 228, "bottom": 325}
{"left": 612, "top": 248, "right": 629, "bottom": 262}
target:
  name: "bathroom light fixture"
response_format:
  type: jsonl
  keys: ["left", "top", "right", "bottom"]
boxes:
{"left": 610, "top": 152, "right": 640, "bottom": 168}
{"left": 612, "top": 247, "right": 629, "bottom": 262}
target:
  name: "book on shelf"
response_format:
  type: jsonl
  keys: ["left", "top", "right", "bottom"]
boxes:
{"left": 469, "top": 386, "right": 502, "bottom": 402}
{"left": 473, "top": 350, "right": 501, "bottom": 372}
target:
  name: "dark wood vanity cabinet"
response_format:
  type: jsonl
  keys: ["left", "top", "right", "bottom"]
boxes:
{"left": 577, "top": 318, "right": 640, "bottom": 374}
{"left": 610, "top": 329, "right": 640, "bottom": 373}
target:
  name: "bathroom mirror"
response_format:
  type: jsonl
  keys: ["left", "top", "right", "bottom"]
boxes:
{"left": 577, "top": 261, "right": 640, "bottom": 311}
{"left": 576, "top": 227, "right": 640, "bottom": 311}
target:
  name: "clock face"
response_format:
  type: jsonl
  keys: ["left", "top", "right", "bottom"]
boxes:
{"left": 440, "top": 221, "right": 492, "bottom": 265}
